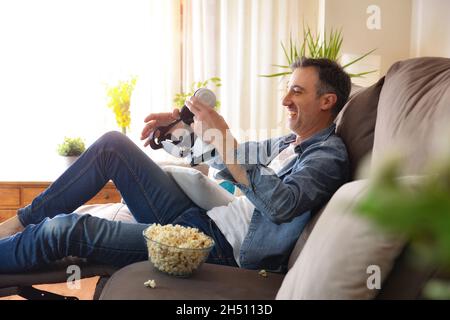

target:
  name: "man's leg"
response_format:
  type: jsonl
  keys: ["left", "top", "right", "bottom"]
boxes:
{"left": 0, "top": 213, "right": 150, "bottom": 273}
{"left": 0, "top": 210, "right": 238, "bottom": 273}
{"left": 173, "top": 208, "right": 238, "bottom": 268}
{"left": 17, "top": 131, "right": 195, "bottom": 228}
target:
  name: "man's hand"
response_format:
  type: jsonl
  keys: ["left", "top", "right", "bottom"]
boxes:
{"left": 141, "top": 108, "right": 182, "bottom": 147}
{"left": 185, "top": 96, "right": 229, "bottom": 148}
{"left": 186, "top": 96, "right": 250, "bottom": 187}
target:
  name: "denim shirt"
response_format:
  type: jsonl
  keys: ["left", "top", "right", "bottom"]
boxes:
{"left": 207, "top": 124, "right": 350, "bottom": 273}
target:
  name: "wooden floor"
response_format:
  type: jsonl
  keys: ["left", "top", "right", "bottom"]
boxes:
{"left": 0, "top": 277, "right": 99, "bottom": 300}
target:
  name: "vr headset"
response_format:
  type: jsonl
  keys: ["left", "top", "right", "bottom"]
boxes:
{"left": 147, "top": 88, "right": 217, "bottom": 166}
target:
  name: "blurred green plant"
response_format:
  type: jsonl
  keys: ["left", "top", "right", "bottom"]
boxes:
{"left": 422, "top": 279, "right": 450, "bottom": 300}
{"left": 57, "top": 137, "right": 86, "bottom": 157}
{"left": 174, "top": 77, "right": 221, "bottom": 110}
{"left": 106, "top": 76, "right": 137, "bottom": 135}
{"left": 356, "top": 152, "right": 450, "bottom": 299}
{"left": 260, "top": 25, "right": 377, "bottom": 78}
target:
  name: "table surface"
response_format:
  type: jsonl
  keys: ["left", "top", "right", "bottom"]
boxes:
{"left": 99, "top": 261, "right": 284, "bottom": 300}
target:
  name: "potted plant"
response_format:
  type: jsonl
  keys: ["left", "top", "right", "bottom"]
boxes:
{"left": 260, "top": 25, "right": 376, "bottom": 79}
{"left": 106, "top": 76, "right": 138, "bottom": 135}
{"left": 57, "top": 137, "right": 86, "bottom": 167}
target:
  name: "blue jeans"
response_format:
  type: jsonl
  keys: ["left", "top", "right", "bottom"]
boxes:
{"left": 0, "top": 131, "right": 237, "bottom": 273}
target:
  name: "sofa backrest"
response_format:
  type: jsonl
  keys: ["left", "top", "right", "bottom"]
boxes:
{"left": 372, "top": 57, "right": 450, "bottom": 174}
{"left": 282, "top": 57, "right": 450, "bottom": 299}
{"left": 335, "top": 77, "right": 385, "bottom": 179}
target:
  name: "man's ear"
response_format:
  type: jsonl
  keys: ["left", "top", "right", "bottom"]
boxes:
{"left": 320, "top": 93, "right": 337, "bottom": 112}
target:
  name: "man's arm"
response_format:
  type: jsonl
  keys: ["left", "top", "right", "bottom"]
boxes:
{"left": 213, "top": 132, "right": 250, "bottom": 187}
{"left": 186, "top": 96, "right": 251, "bottom": 186}
{"left": 224, "top": 142, "right": 349, "bottom": 223}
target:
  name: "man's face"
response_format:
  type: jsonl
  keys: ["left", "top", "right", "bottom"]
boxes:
{"left": 282, "top": 67, "right": 325, "bottom": 135}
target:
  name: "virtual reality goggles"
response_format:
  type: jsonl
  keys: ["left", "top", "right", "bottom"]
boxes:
{"left": 147, "top": 88, "right": 217, "bottom": 166}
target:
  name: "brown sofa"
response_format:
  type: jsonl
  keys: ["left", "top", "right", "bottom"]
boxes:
{"left": 1, "top": 57, "right": 449, "bottom": 300}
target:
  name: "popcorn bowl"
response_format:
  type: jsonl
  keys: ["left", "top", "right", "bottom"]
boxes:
{"left": 142, "top": 224, "right": 215, "bottom": 277}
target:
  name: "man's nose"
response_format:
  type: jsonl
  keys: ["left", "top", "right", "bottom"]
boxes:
{"left": 282, "top": 93, "right": 291, "bottom": 107}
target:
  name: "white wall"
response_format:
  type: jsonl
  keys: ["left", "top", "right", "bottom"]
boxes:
{"left": 323, "top": 0, "right": 412, "bottom": 86}
{"left": 410, "top": 0, "right": 450, "bottom": 58}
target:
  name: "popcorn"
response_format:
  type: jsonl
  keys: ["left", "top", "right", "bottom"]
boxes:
{"left": 259, "top": 269, "right": 268, "bottom": 278}
{"left": 144, "top": 279, "right": 156, "bottom": 288}
{"left": 143, "top": 224, "right": 214, "bottom": 277}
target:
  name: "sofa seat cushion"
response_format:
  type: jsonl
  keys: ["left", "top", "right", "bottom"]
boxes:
{"left": 277, "top": 180, "right": 405, "bottom": 300}
{"left": 99, "top": 261, "right": 284, "bottom": 300}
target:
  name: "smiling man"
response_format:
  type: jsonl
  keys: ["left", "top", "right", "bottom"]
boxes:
{"left": 185, "top": 57, "right": 351, "bottom": 270}
{"left": 0, "top": 58, "right": 351, "bottom": 274}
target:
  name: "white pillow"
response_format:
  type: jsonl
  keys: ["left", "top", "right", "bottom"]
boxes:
{"left": 162, "top": 165, "right": 235, "bottom": 211}
{"left": 75, "top": 203, "right": 137, "bottom": 223}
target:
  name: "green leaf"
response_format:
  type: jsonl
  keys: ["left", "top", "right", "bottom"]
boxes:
{"left": 260, "top": 23, "right": 376, "bottom": 79}
{"left": 271, "top": 64, "right": 291, "bottom": 69}
{"left": 342, "top": 48, "right": 378, "bottom": 69}
{"left": 347, "top": 70, "right": 378, "bottom": 78}
{"left": 281, "top": 41, "right": 290, "bottom": 64}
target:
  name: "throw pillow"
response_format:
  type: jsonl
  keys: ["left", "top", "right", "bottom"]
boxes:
{"left": 74, "top": 203, "right": 137, "bottom": 223}
{"left": 162, "top": 165, "right": 235, "bottom": 211}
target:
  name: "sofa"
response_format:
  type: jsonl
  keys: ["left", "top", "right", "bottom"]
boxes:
{"left": 1, "top": 57, "right": 449, "bottom": 300}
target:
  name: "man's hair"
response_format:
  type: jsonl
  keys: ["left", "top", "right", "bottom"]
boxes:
{"left": 291, "top": 57, "right": 351, "bottom": 117}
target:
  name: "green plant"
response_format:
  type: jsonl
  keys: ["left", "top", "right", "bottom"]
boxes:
{"left": 106, "top": 76, "right": 137, "bottom": 135}
{"left": 260, "top": 25, "right": 377, "bottom": 78}
{"left": 174, "top": 77, "right": 222, "bottom": 110}
{"left": 57, "top": 137, "right": 86, "bottom": 157}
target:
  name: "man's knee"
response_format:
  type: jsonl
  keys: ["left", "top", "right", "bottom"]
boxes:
{"left": 95, "top": 131, "right": 133, "bottom": 151}
{"left": 40, "top": 214, "right": 82, "bottom": 238}
{"left": 98, "top": 131, "right": 128, "bottom": 144}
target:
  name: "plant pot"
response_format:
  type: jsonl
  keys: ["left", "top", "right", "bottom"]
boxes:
{"left": 62, "top": 156, "right": 79, "bottom": 168}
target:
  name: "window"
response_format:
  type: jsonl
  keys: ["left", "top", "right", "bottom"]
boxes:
{"left": 0, "top": 0, "right": 181, "bottom": 176}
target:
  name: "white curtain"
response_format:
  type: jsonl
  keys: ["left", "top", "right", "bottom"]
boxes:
{"left": 140, "top": 0, "right": 182, "bottom": 132}
{"left": 183, "top": 0, "right": 306, "bottom": 141}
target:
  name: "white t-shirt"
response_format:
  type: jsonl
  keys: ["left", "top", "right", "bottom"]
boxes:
{"left": 206, "top": 144, "right": 298, "bottom": 266}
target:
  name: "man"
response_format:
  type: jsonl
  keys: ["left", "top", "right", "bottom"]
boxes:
{"left": 0, "top": 58, "right": 350, "bottom": 273}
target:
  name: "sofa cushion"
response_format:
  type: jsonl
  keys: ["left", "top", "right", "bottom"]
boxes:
{"left": 372, "top": 57, "right": 450, "bottom": 174}
{"left": 335, "top": 77, "right": 384, "bottom": 179}
{"left": 276, "top": 180, "right": 405, "bottom": 300}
